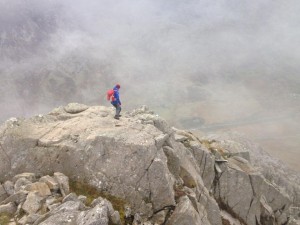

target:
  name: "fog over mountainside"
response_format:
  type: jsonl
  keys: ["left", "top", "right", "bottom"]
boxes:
{"left": 1, "top": 0, "right": 300, "bottom": 171}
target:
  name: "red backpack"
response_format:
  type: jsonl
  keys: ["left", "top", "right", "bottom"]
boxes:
{"left": 107, "top": 89, "right": 115, "bottom": 101}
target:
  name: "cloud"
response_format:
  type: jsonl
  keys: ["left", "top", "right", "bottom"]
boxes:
{"left": 1, "top": 0, "right": 300, "bottom": 170}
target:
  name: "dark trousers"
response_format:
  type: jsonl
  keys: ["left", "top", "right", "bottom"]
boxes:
{"left": 112, "top": 103, "right": 121, "bottom": 116}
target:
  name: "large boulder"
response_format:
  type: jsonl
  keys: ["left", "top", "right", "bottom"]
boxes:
{"left": 64, "top": 103, "right": 89, "bottom": 114}
{"left": 165, "top": 196, "right": 204, "bottom": 225}
{"left": 22, "top": 191, "right": 43, "bottom": 214}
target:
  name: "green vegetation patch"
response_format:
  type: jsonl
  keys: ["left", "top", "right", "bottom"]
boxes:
{"left": 199, "top": 139, "right": 212, "bottom": 149}
{"left": 0, "top": 212, "right": 12, "bottom": 225}
{"left": 200, "top": 139, "right": 227, "bottom": 158}
{"left": 69, "top": 180, "right": 127, "bottom": 225}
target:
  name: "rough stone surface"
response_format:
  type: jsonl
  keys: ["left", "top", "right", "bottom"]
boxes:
{"left": 39, "top": 211, "right": 78, "bottom": 225}
{"left": 214, "top": 156, "right": 291, "bottom": 225}
{"left": 0, "top": 202, "right": 17, "bottom": 214}
{"left": 221, "top": 210, "right": 242, "bottom": 225}
{"left": 22, "top": 191, "right": 42, "bottom": 214}
{"left": 151, "top": 209, "right": 168, "bottom": 225}
{"left": 14, "top": 177, "right": 32, "bottom": 193}
{"left": 12, "top": 173, "right": 36, "bottom": 183}
{"left": 62, "top": 192, "right": 78, "bottom": 203}
{"left": 26, "top": 214, "right": 41, "bottom": 224}
{"left": 39, "top": 175, "right": 59, "bottom": 191}
{"left": 78, "top": 195, "right": 87, "bottom": 204}
{"left": 3, "top": 180, "right": 14, "bottom": 196}
{"left": 203, "top": 132, "right": 300, "bottom": 209}
{"left": 174, "top": 134, "right": 188, "bottom": 142}
{"left": 189, "top": 140, "right": 215, "bottom": 190}
{"left": 148, "top": 149, "right": 176, "bottom": 211}
{"left": 288, "top": 219, "right": 300, "bottom": 225}
{"left": 76, "top": 203, "right": 109, "bottom": 225}
{"left": 0, "top": 191, "right": 28, "bottom": 205}
{"left": 53, "top": 172, "right": 70, "bottom": 197}
{"left": 64, "top": 103, "right": 89, "bottom": 114}
{"left": 165, "top": 196, "right": 204, "bottom": 225}
{"left": 0, "top": 183, "right": 8, "bottom": 202}
{"left": 35, "top": 201, "right": 83, "bottom": 225}
{"left": 0, "top": 104, "right": 298, "bottom": 225}
{"left": 24, "top": 182, "right": 51, "bottom": 197}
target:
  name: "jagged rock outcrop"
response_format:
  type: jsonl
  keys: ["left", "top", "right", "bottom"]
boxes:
{"left": 202, "top": 133, "right": 300, "bottom": 222}
{"left": 0, "top": 172, "right": 121, "bottom": 225}
{"left": 0, "top": 104, "right": 299, "bottom": 225}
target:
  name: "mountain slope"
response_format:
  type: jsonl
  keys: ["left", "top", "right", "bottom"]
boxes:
{"left": 0, "top": 104, "right": 299, "bottom": 224}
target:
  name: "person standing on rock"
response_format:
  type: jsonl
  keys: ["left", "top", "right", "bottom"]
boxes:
{"left": 111, "top": 84, "right": 122, "bottom": 119}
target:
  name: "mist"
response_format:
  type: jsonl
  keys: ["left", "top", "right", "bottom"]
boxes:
{"left": 1, "top": 0, "right": 300, "bottom": 171}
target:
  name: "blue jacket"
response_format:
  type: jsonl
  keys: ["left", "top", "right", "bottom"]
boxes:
{"left": 111, "top": 86, "right": 121, "bottom": 105}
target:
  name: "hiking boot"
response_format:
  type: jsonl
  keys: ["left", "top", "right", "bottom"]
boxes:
{"left": 114, "top": 115, "right": 120, "bottom": 120}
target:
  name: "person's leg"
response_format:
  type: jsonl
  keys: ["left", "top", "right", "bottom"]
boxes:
{"left": 116, "top": 104, "right": 121, "bottom": 117}
{"left": 112, "top": 103, "right": 121, "bottom": 118}
{"left": 112, "top": 104, "right": 118, "bottom": 119}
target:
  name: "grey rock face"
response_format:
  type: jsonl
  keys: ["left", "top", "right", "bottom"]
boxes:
{"left": 214, "top": 159, "right": 261, "bottom": 225}
{"left": 214, "top": 156, "right": 291, "bottom": 225}
{"left": 12, "top": 173, "right": 36, "bottom": 183}
{"left": 0, "top": 183, "right": 8, "bottom": 202}
{"left": 189, "top": 140, "right": 215, "bottom": 190}
{"left": 0, "top": 202, "right": 17, "bottom": 214}
{"left": 148, "top": 149, "right": 176, "bottom": 211}
{"left": 39, "top": 211, "right": 79, "bottom": 225}
{"left": 24, "top": 182, "right": 51, "bottom": 197}
{"left": 22, "top": 191, "right": 42, "bottom": 214}
{"left": 62, "top": 192, "right": 78, "bottom": 203}
{"left": 163, "top": 146, "right": 181, "bottom": 179}
{"left": 77, "top": 203, "right": 109, "bottom": 225}
{"left": 14, "top": 177, "right": 32, "bottom": 193}
{"left": 0, "top": 104, "right": 298, "bottom": 225}
{"left": 39, "top": 175, "right": 59, "bottom": 191}
{"left": 151, "top": 209, "right": 168, "bottom": 225}
{"left": 78, "top": 195, "right": 87, "bottom": 204}
{"left": 0, "top": 190, "right": 28, "bottom": 205}
{"left": 165, "top": 196, "right": 204, "bottom": 225}
{"left": 204, "top": 132, "right": 300, "bottom": 208}
{"left": 64, "top": 103, "right": 89, "bottom": 114}
{"left": 3, "top": 180, "right": 14, "bottom": 196}
{"left": 53, "top": 172, "right": 70, "bottom": 197}
{"left": 288, "top": 219, "right": 300, "bottom": 225}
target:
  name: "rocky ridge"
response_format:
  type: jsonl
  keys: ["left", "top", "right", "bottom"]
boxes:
{"left": 0, "top": 103, "right": 299, "bottom": 225}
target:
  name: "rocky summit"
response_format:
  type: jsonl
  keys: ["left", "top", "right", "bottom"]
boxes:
{"left": 0, "top": 103, "right": 299, "bottom": 225}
